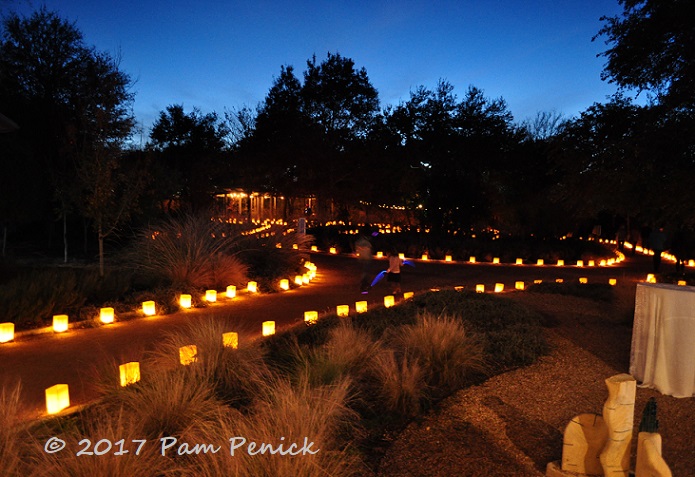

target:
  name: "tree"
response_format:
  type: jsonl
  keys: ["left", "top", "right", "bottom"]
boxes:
{"left": 303, "top": 52, "right": 380, "bottom": 142}
{"left": 596, "top": 0, "right": 695, "bottom": 109}
{"left": 149, "top": 105, "right": 230, "bottom": 212}
{"left": 233, "top": 53, "right": 380, "bottom": 221}
{"left": 0, "top": 8, "right": 137, "bottom": 261}
{"left": 386, "top": 82, "right": 520, "bottom": 233}
{"left": 521, "top": 110, "right": 567, "bottom": 141}
{"left": 236, "top": 65, "right": 318, "bottom": 203}
{"left": 302, "top": 52, "right": 380, "bottom": 217}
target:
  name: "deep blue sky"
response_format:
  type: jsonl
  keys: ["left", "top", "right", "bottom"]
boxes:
{"left": 5, "top": 0, "right": 625, "bottom": 137}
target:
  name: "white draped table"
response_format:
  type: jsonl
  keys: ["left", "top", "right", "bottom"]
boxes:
{"left": 630, "top": 283, "right": 695, "bottom": 398}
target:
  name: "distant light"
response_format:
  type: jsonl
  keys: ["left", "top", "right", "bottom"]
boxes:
{"left": 262, "top": 321, "right": 275, "bottom": 336}
{"left": 180, "top": 294, "right": 192, "bottom": 308}
{"left": 53, "top": 314, "right": 69, "bottom": 333}
{"left": 304, "top": 311, "right": 318, "bottom": 324}
{"left": 119, "top": 362, "right": 140, "bottom": 387}
{"left": 223, "top": 332, "right": 239, "bottom": 349}
{"left": 100, "top": 307, "right": 115, "bottom": 324}
{"left": 142, "top": 301, "right": 156, "bottom": 316}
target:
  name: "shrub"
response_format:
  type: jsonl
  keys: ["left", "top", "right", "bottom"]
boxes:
{"left": 0, "top": 269, "right": 86, "bottom": 329}
{"left": 486, "top": 323, "right": 549, "bottom": 368}
{"left": 142, "top": 317, "right": 272, "bottom": 407}
{"left": 411, "top": 291, "right": 547, "bottom": 370}
{"left": 113, "top": 366, "right": 228, "bottom": 440}
{"left": 239, "top": 246, "right": 306, "bottom": 292}
{"left": 291, "top": 322, "right": 383, "bottom": 387}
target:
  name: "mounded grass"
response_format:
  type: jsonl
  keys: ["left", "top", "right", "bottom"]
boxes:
{"left": 29, "top": 407, "right": 172, "bottom": 477}
{"left": 387, "top": 312, "right": 485, "bottom": 393}
{"left": 0, "top": 383, "right": 26, "bottom": 477}
{"left": 131, "top": 213, "right": 249, "bottom": 290}
{"left": 6, "top": 290, "right": 547, "bottom": 475}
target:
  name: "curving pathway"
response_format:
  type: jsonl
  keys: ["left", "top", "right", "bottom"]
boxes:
{"left": 0, "top": 251, "right": 658, "bottom": 420}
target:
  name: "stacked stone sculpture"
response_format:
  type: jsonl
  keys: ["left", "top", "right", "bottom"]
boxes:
{"left": 546, "top": 374, "right": 671, "bottom": 477}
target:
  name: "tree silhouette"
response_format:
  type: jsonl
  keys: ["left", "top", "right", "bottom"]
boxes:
{"left": 0, "top": 8, "right": 135, "bottom": 261}
{"left": 149, "top": 105, "right": 230, "bottom": 212}
{"left": 596, "top": 0, "right": 695, "bottom": 110}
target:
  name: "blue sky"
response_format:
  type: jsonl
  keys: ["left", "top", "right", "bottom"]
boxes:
{"left": 4, "top": 0, "right": 625, "bottom": 137}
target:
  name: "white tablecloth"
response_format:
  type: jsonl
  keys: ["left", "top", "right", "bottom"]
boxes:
{"left": 630, "top": 283, "right": 695, "bottom": 398}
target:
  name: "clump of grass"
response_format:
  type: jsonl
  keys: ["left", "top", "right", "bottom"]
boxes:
{"left": 389, "top": 312, "right": 485, "bottom": 393}
{"left": 188, "top": 375, "right": 363, "bottom": 477}
{"left": 144, "top": 317, "right": 272, "bottom": 407}
{"left": 0, "top": 270, "right": 86, "bottom": 329}
{"left": 113, "top": 366, "right": 228, "bottom": 440}
{"left": 370, "top": 349, "right": 426, "bottom": 417}
{"left": 0, "top": 383, "right": 28, "bottom": 477}
{"left": 30, "top": 407, "right": 174, "bottom": 477}
{"left": 132, "top": 212, "right": 248, "bottom": 289}
{"left": 412, "top": 290, "right": 548, "bottom": 370}
{"left": 290, "top": 321, "right": 384, "bottom": 387}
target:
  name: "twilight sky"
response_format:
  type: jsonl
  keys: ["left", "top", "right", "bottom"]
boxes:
{"left": 5, "top": 0, "right": 626, "bottom": 137}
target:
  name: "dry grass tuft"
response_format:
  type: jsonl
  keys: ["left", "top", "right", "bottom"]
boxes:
{"left": 133, "top": 212, "right": 248, "bottom": 289}
{"left": 391, "top": 312, "right": 485, "bottom": 391}
{"left": 30, "top": 407, "right": 175, "bottom": 477}
{"left": 113, "top": 367, "right": 228, "bottom": 440}
{"left": 0, "top": 383, "right": 28, "bottom": 477}
{"left": 370, "top": 349, "right": 427, "bottom": 417}
{"left": 293, "top": 321, "right": 383, "bottom": 387}
{"left": 188, "top": 374, "right": 363, "bottom": 477}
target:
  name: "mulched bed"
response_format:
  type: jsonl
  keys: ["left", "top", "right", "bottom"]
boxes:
{"left": 375, "top": 286, "right": 695, "bottom": 476}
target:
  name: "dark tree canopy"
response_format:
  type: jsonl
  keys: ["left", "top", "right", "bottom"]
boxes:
{"left": 596, "top": 0, "right": 695, "bottom": 109}
{"left": 0, "top": 7, "right": 136, "bottom": 260}
{"left": 303, "top": 52, "right": 380, "bottom": 143}
{"left": 148, "top": 104, "right": 230, "bottom": 211}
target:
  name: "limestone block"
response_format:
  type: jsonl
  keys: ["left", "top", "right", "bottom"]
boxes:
{"left": 547, "top": 460, "right": 586, "bottom": 476}
{"left": 636, "top": 432, "right": 672, "bottom": 477}
{"left": 600, "top": 374, "right": 636, "bottom": 477}
{"left": 561, "top": 413, "right": 607, "bottom": 475}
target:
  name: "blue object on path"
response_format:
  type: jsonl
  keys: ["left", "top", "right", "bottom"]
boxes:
{"left": 370, "top": 270, "right": 388, "bottom": 288}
